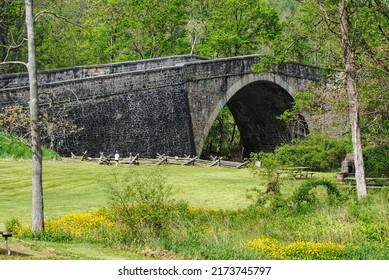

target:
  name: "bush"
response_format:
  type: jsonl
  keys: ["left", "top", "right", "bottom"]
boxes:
{"left": 364, "top": 144, "right": 389, "bottom": 177}
{"left": 104, "top": 167, "right": 176, "bottom": 242}
{"left": 249, "top": 151, "right": 282, "bottom": 194}
{"left": 246, "top": 187, "right": 291, "bottom": 213}
{"left": 292, "top": 179, "right": 341, "bottom": 207}
{"left": 5, "top": 218, "right": 21, "bottom": 232}
{"left": 275, "top": 132, "right": 350, "bottom": 171}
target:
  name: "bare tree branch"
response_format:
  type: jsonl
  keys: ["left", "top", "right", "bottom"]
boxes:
{"left": 1, "top": 36, "right": 27, "bottom": 62}
{"left": 34, "top": 10, "right": 82, "bottom": 28}
{"left": 0, "top": 38, "right": 27, "bottom": 49}
{"left": 0, "top": 60, "right": 28, "bottom": 67}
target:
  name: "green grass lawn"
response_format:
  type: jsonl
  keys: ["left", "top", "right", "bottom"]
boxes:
{"left": 0, "top": 158, "right": 263, "bottom": 259}
{"left": 0, "top": 158, "right": 261, "bottom": 226}
{"left": 3, "top": 158, "right": 385, "bottom": 261}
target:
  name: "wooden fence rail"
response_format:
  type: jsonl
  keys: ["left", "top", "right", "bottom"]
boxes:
{"left": 75, "top": 151, "right": 247, "bottom": 168}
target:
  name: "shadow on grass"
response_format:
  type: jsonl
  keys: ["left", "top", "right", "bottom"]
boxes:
{"left": 0, "top": 247, "right": 32, "bottom": 257}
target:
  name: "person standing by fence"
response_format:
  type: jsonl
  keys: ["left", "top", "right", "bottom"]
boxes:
{"left": 114, "top": 149, "right": 120, "bottom": 166}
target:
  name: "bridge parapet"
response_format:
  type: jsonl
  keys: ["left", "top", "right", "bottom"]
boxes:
{"left": 0, "top": 55, "right": 208, "bottom": 90}
{"left": 182, "top": 55, "right": 334, "bottom": 83}
{"left": 183, "top": 55, "right": 259, "bottom": 81}
{"left": 275, "top": 62, "right": 337, "bottom": 82}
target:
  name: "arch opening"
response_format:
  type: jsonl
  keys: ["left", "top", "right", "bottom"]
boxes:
{"left": 201, "top": 80, "right": 309, "bottom": 160}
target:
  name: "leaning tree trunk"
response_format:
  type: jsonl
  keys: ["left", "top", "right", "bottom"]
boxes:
{"left": 25, "top": 0, "right": 44, "bottom": 231}
{"left": 339, "top": 0, "right": 367, "bottom": 199}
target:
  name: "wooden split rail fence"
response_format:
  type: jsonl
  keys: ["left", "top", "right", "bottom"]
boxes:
{"left": 74, "top": 151, "right": 247, "bottom": 168}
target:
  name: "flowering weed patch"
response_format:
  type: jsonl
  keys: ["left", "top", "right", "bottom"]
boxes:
{"left": 18, "top": 209, "right": 115, "bottom": 242}
{"left": 45, "top": 209, "right": 115, "bottom": 239}
{"left": 246, "top": 236, "right": 346, "bottom": 260}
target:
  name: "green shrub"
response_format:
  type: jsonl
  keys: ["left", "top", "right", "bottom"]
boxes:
{"left": 5, "top": 218, "right": 21, "bottom": 232}
{"left": 364, "top": 144, "right": 389, "bottom": 177}
{"left": 104, "top": 167, "right": 176, "bottom": 242}
{"left": 246, "top": 187, "right": 291, "bottom": 213}
{"left": 292, "top": 179, "right": 341, "bottom": 207}
{"left": 249, "top": 151, "right": 282, "bottom": 194}
{"left": 275, "top": 132, "right": 350, "bottom": 171}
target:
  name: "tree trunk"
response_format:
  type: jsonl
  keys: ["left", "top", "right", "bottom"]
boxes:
{"left": 339, "top": 0, "right": 367, "bottom": 199}
{"left": 230, "top": 124, "right": 236, "bottom": 145}
{"left": 25, "top": 0, "right": 44, "bottom": 231}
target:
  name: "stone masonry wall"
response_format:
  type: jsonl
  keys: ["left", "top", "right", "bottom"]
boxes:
{"left": 0, "top": 55, "right": 209, "bottom": 89}
{"left": 0, "top": 66, "right": 196, "bottom": 157}
{"left": 0, "top": 55, "right": 331, "bottom": 158}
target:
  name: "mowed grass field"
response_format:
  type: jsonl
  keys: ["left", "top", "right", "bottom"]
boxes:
{"left": 0, "top": 158, "right": 261, "bottom": 226}
{"left": 1, "top": 158, "right": 388, "bottom": 261}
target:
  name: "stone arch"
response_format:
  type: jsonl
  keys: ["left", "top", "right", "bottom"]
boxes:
{"left": 198, "top": 73, "right": 306, "bottom": 157}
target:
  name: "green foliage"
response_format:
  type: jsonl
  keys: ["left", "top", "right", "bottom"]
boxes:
{"left": 0, "top": 131, "right": 61, "bottom": 160}
{"left": 34, "top": 0, "right": 87, "bottom": 69}
{"left": 5, "top": 218, "right": 21, "bottom": 232}
{"left": 268, "top": 0, "right": 300, "bottom": 20}
{"left": 202, "top": 106, "right": 242, "bottom": 160}
{"left": 256, "top": 0, "right": 388, "bottom": 182}
{"left": 281, "top": 0, "right": 342, "bottom": 67}
{"left": 292, "top": 178, "right": 341, "bottom": 207}
{"left": 246, "top": 187, "right": 291, "bottom": 213}
{"left": 275, "top": 132, "right": 351, "bottom": 171}
{"left": 0, "top": 0, "right": 27, "bottom": 73}
{"left": 16, "top": 188, "right": 388, "bottom": 259}
{"left": 20, "top": 228, "right": 75, "bottom": 243}
{"left": 364, "top": 143, "right": 389, "bottom": 177}
{"left": 249, "top": 151, "right": 282, "bottom": 193}
{"left": 104, "top": 167, "right": 175, "bottom": 241}
{"left": 78, "top": 0, "right": 191, "bottom": 63}
{"left": 196, "top": 0, "right": 282, "bottom": 57}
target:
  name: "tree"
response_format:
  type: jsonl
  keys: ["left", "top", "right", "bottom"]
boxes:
{"left": 78, "top": 0, "right": 190, "bottom": 63}
{"left": 0, "top": 0, "right": 26, "bottom": 73}
{"left": 272, "top": 0, "right": 342, "bottom": 67}
{"left": 338, "top": 0, "right": 367, "bottom": 198}
{"left": 25, "top": 0, "right": 44, "bottom": 231}
{"left": 79, "top": 0, "right": 130, "bottom": 64}
{"left": 125, "top": 0, "right": 190, "bottom": 59}
{"left": 1, "top": 1, "right": 44, "bottom": 231}
{"left": 195, "top": 0, "right": 282, "bottom": 57}
{"left": 33, "top": 0, "right": 86, "bottom": 69}
{"left": 260, "top": 0, "right": 389, "bottom": 197}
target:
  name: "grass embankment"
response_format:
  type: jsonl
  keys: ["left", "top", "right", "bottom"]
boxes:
{"left": 0, "top": 132, "right": 60, "bottom": 160}
{"left": 0, "top": 159, "right": 388, "bottom": 260}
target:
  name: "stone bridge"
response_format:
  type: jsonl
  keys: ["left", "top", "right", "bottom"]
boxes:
{"left": 0, "top": 55, "right": 330, "bottom": 158}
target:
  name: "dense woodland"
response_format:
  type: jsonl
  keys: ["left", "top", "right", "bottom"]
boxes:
{"left": 0, "top": 0, "right": 388, "bottom": 176}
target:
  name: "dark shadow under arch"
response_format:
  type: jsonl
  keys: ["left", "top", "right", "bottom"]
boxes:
{"left": 226, "top": 81, "right": 308, "bottom": 158}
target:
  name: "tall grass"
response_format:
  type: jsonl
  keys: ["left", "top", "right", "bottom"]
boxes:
{"left": 0, "top": 131, "right": 60, "bottom": 160}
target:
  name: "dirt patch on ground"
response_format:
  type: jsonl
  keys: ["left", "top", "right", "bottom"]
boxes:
{"left": 0, "top": 241, "right": 57, "bottom": 259}
{"left": 141, "top": 247, "right": 179, "bottom": 260}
